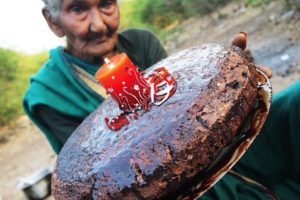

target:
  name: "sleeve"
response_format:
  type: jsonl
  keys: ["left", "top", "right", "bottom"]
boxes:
{"left": 36, "top": 105, "right": 83, "bottom": 149}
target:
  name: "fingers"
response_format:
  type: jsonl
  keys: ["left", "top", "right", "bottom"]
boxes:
{"left": 257, "top": 65, "right": 272, "bottom": 78}
{"left": 231, "top": 32, "right": 247, "bottom": 50}
{"left": 231, "top": 32, "right": 272, "bottom": 78}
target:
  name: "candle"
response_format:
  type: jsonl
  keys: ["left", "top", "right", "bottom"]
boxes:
{"left": 95, "top": 53, "right": 150, "bottom": 112}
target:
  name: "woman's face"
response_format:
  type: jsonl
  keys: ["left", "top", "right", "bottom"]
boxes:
{"left": 55, "top": 0, "right": 120, "bottom": 62}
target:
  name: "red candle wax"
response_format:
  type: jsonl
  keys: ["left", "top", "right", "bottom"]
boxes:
{"left": 95, "top": 53, "right": 150, "bottom": 112}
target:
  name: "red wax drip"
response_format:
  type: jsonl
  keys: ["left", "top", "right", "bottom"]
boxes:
{"left": 104, "top": 113, "right": 130, "bottom": 131}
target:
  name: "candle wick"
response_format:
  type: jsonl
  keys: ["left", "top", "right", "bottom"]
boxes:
{"left": 104, "top": 58, "right": 111, "bottom": 65}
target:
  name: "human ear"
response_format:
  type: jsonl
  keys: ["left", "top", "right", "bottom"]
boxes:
{"left": 42, "top": 8, "right": 65, "bottom": 37}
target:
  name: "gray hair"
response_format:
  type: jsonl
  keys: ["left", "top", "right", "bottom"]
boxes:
{"left": 42, "top": 0, "right": 62, "bottom": 20}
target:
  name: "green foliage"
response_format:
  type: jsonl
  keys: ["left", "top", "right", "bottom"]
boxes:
{"left": 119, "top": 0, "right": 234, "bottom": 39}
{"left": 245, "top": 0, "right": 276, "bottom": 7}
{"left": 0, "top": 49, "right": 18, "bottom": 82}
{"left": 0, "top": 49, "right": 20, "bottom": 126}
{"left": 119, "top": 0, "right": 159, "bottom": 32}
{"left": 0, "top": 48, "right": 47, "bottom": 126}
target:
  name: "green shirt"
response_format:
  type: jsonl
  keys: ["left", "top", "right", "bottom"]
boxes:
{"left": 23, "top": 28, "right": 167, "bottom": 154}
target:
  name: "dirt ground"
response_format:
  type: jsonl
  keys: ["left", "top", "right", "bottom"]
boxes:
{"left": 0, "top": 116, "right": 56, "bottom": 200}
{"left": 0, "top": 1, "right": 299, "bottom": 199}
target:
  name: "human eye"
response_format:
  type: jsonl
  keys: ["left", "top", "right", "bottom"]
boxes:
{"left": 99, "top": 0, "right": 116, "bottom": 13}
{"left": 70, "top": 4, "right": 86, "bottom": 14}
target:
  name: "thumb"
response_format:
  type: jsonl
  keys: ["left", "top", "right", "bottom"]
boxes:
{"left": 231, "top": 32, "right": 247, "bottom": 50}
{"left": 257, "top": 65, "right": 272, "bottom": 78}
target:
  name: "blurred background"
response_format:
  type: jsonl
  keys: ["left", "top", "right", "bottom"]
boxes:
{"left": 0, "top": 0, "right": 299, "bottom": 199}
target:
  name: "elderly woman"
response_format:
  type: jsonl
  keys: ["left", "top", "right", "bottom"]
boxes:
{"left": 23, "top": 0, "right": 167, "bottom": 154}
{"left": 23, "top": 0, "right": 300, "bottom": 199}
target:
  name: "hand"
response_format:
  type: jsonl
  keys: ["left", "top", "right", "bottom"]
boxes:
{"left": 231, "top": 32, "right": 272, "bottom": 78}
{"left": 256, "top": 65, "right": 272, "bottom": 78}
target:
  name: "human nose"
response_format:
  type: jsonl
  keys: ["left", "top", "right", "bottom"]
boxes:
{"left": 90, "top": 8, "right": 106, "bottom": 32}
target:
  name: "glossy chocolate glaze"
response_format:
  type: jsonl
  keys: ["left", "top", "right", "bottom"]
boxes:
{"left": 52, "top": 43, "right": 264, "bottom": 200}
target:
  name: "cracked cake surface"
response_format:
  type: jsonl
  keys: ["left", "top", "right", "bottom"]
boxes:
{"left": 52, "top": 43, "right": 260, "bottom": 200}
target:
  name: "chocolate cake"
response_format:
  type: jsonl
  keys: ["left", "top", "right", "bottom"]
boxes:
{"left": 52, "top": 43, "right": 271, "bottom": 199}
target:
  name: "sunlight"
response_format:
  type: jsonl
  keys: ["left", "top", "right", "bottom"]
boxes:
{"left": 0, "top": 0, "right": 65, "bottom": 54}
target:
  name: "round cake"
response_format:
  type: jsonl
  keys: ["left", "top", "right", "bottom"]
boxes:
{"left": 52, "top": 43, "right": 271, "bottom": 199}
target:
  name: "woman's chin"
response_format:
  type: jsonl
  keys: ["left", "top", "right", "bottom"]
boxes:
{"left": 87, "top": 50, "right": 111, "bottom": 61}
{"left": 89, "top": 43, "right": 116, "bottom": 59}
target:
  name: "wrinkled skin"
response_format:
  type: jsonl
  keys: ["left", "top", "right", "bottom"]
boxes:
{"left": 43, "top": 0, "right": 120, "bottom": 63}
